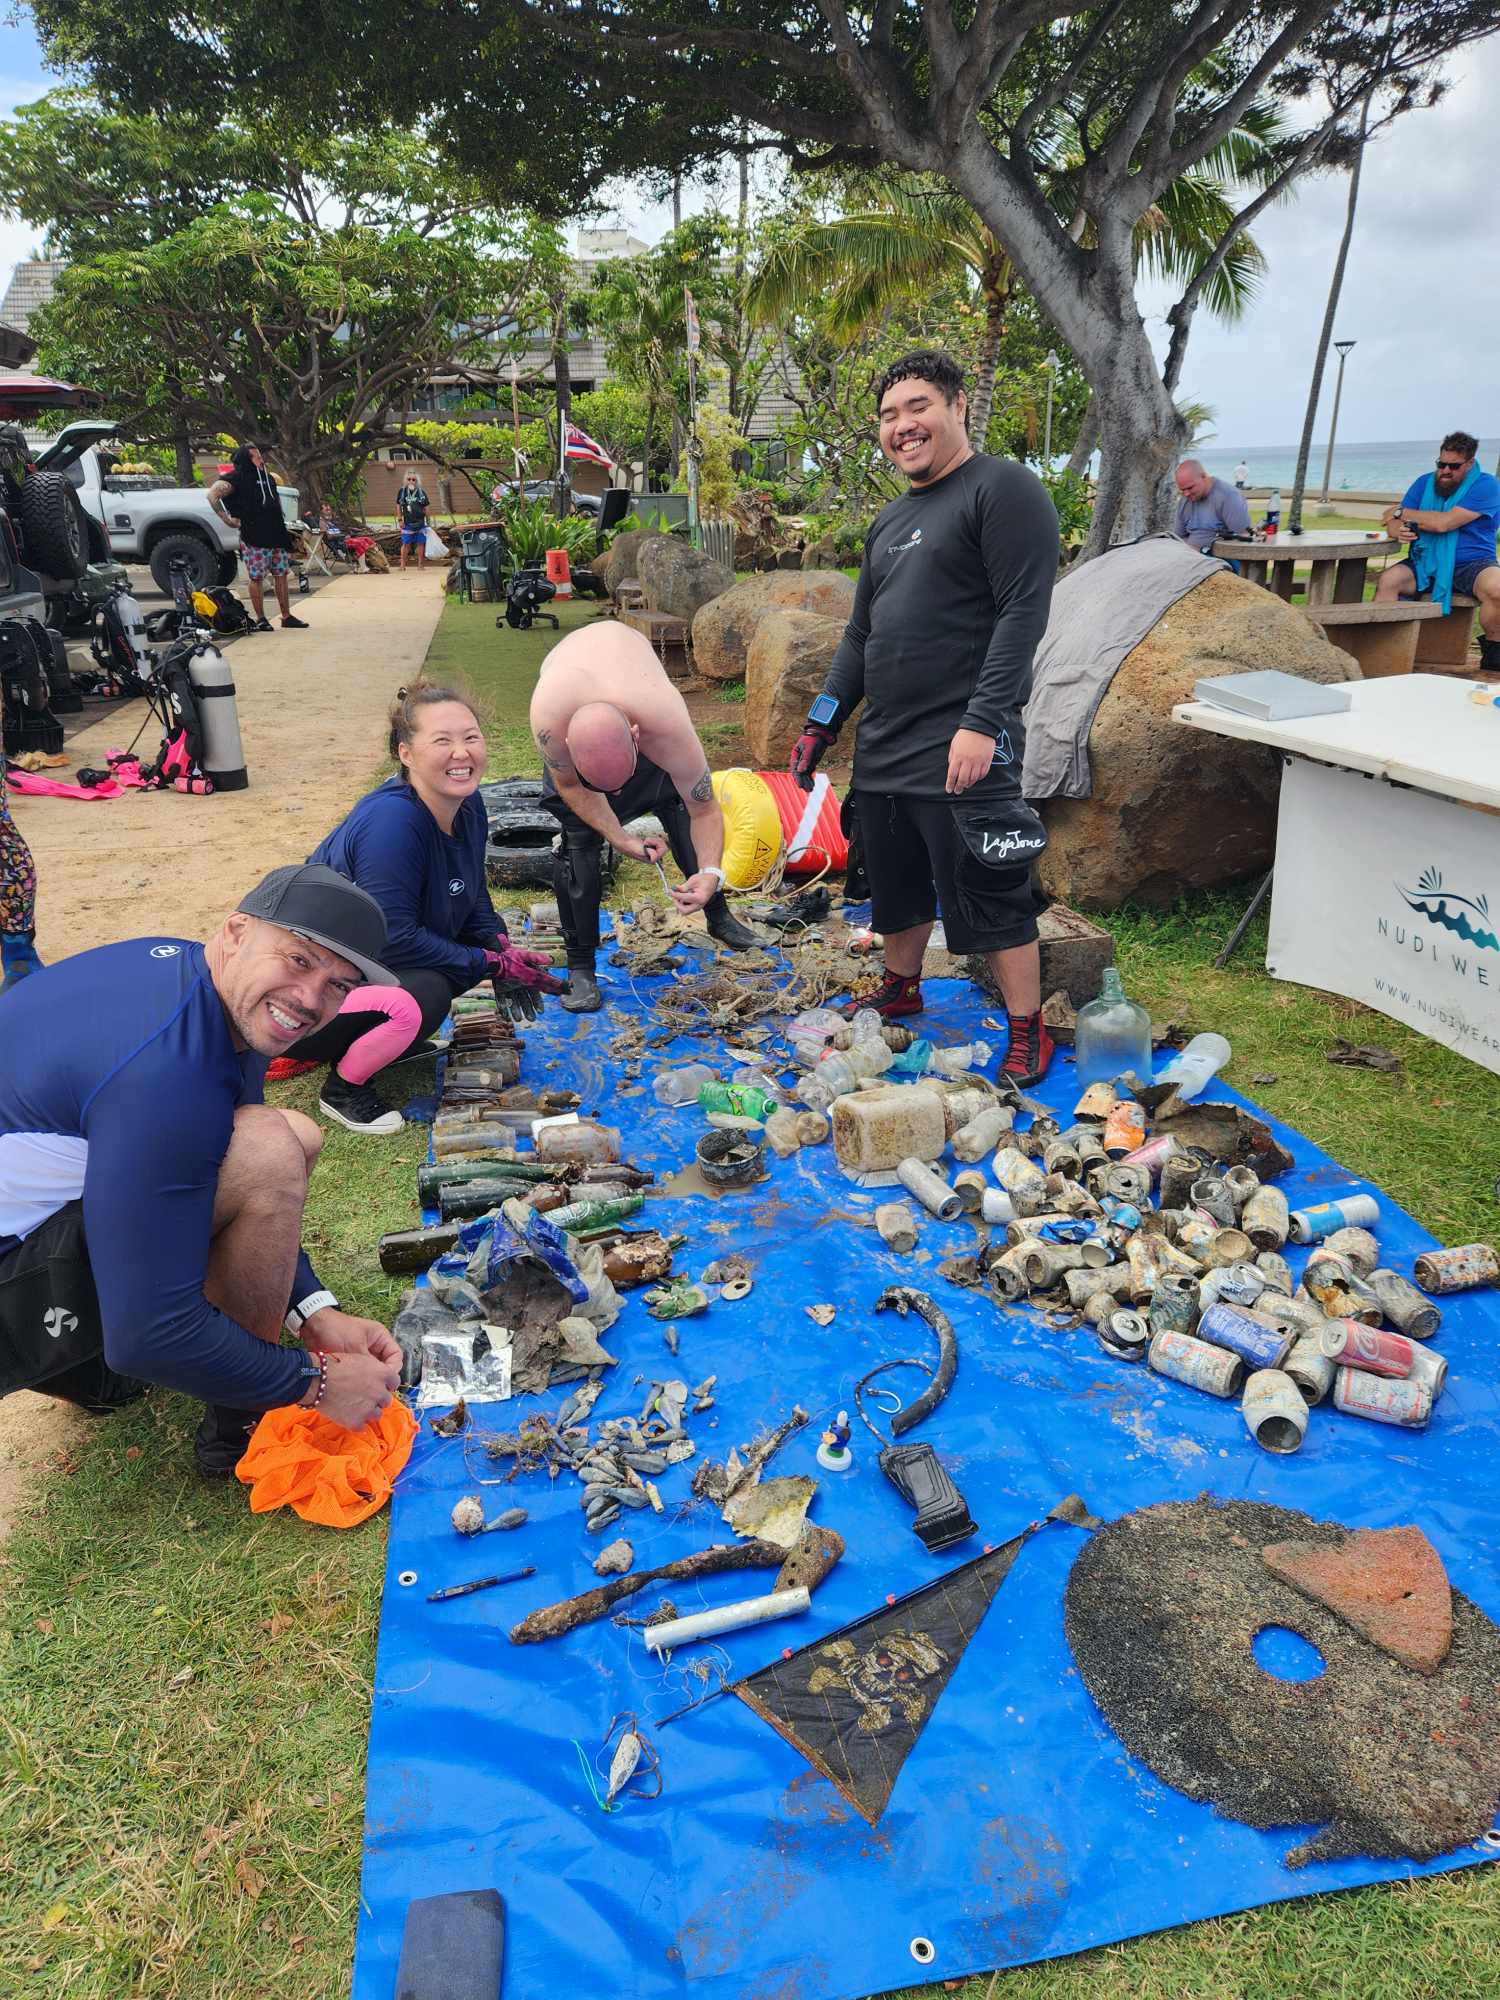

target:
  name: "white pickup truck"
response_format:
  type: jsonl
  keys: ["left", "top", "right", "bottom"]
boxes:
{"left": 37, "top": 420, "right": 301, "bottom": 593}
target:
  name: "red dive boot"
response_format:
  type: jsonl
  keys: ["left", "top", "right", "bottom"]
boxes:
{"left": 999, "top": 1010, "right": 1055, "bottom": 1088}
{"left": 842, "top": 969, "right": 924, "bottom": 1021}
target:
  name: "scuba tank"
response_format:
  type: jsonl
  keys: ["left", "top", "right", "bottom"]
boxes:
{"left": 90, "top": 581, "right": 152, "bottom": 691}
{"left": 185, "top": 635, "right": 248, "bottom": 790}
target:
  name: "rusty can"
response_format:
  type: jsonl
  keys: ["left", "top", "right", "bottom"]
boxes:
{"left": 1284, "top": 1331, "right": 1336, "bottom": 1406}
{"left": 1190, "top": 1176, "right": 1236, "bottom": 1228}
{"left": 1364, "top": 1267, "right": 1441, "bottom": 1340}
{"left": 1204, "top": 1227, "right": 1254, "bottom": 1269}
{"left": 1064, "top": 1263, "right": 1132, "bottom": 1308}
{"left": 1102, "top": 1099, "right": 1148, "bottom": 1159}
{"left": 1242, "top": 1368, "right": 1308, "bottom": 1454}
{"left": 1102, "top": 1164, "right": 1152, "bottom": 1206}
{"left": 1073, "top": 1080, "right": 1118, "bottom": 1122}
{"left": 1159, "top": 1153, "right": 1202, "bottom": 1211}
{"left": 952, "top": 1169, "right": 989, "bottom": 1214}
{"left": 1176, "top": 1212, "right": 1221, "bottom": 1260}
{"left": 1042, "top": 1136, "right": 1083, "bottom": 1180}
{"left": 1015, "top": 1241, "right": 1084, "bottom": 1290}
{"left": 1318, "top": 1321, "right": 1414, "bottom": 1378}
{"left": 1126, "top": 1231, "right": 1170, "bottom": 1300}
{"left": 1255, "top": 1250, "right": 1295, "bottom": 1295}
{"left": 1197, "top": 1302, "right": 1293, "bottom": 1372}
{"left": 1287, "top": 1194, "right": 1380, "bottom": 1245}
{"left": 1242, "top": 1186, "right": 1290, "bottom": 1252}
{"left": 1223, "top": 1164, "right": 1261, "bottom": 1212}
{"left": 1304, "top": 1251, "right": 1382, "bottom": 1324}
{"left": 1333, "top": 1368, "right": 1432, "bottom": 1429}
{"left": 1412, "top": 1244, "right": 1499, "bottom": 1294}
{"left": 993, "top": 1145, "right": 1048, "bottom": 1197}
{"left": 1404, "top": 1339, "right": 1449, "bottom": 1402}
{"left": 1324, "top": 1226, "right": 1379, "bottom": 1278}
{"left": 1120, "top": 1133, "right": 1178, "bottom": 1181}
{"left": 1148, "top": 1328, "right": 1243, "bottom": 1398}
{"left": 1149, "top": 1272, "right": 1199, "bottom": 1335}
{"left": 986, "top": 1250, "right": 1027, "bottom": 1302}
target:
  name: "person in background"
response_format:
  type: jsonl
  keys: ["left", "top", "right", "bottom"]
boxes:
{"left": 790, "top": 349, "right": 1060, "bottom": 1086}
{"left": 0, "top": 755, "right": 42, "bottom": 995}
{"left": 397, "top": 469, "right": 431, "bottom": 572}
{"left": 1233, "top": 459, "right": 1250, "bottom": 489}
{"left": 285, "top": 681, "right": 562, "bottom": 1133}
{"left": 1172, "top": 460, "right": 1251, "bottom": 555}
{"left": 1377, "top": 430, "right": 1500, "bottom": 674}
{"left": 0, "top": 864, "right": 403, "bottom": 1476}
{"left": 318, "top": 503, "right": 376, "bottom": 572}
{"left": 207, "top": 445, "right": 307, "bottom": 633}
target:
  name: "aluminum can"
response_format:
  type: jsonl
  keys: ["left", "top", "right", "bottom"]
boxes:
{"left": 1159, "top": 1153, "right": 1201, "bottom": 1210}
{"left": 1120, "top": 1133, "right": 1178, "bottom": 1180}
{"left": 1197, "top": 1302, "right": 1293, "bottom": 1372}
{"left": 993, "top": 1145, "right": 1047, "bottom": 1198}
{"left": 1323, "top": 1226, "right": 1379, "bottom": 1277}
{"left": 1102, "top": 1099, "right": 1147, "bottom": 1159}
{"left": 1242, "top": 1368, "right": 1308, "bottom": 1454}
{"left": 1206, "top": 1263, "right": 1267, "bottom": 1310}
{"left": 1242, "top": 1186, "right": 1290, "bottom": 1252}
{"left": 1287, "top": 1194, "right": 1380, "bottom": 1244}
{"left": 1365, "top": 1267, "right": 1441, "bottom": 1340}
{"left": 1148, "top": 1328, "right": 1242, "bottom": 1398}
{"left": 1318, "top": 1321, "right": 1414, "bottom": 1378}
{"left": 1148, "top": 1272, "right": 1199, "bottom": 1335}
{"left": 895, "top": 1156, "right": 962, "bottom": 1221}
{"left": 1255, "top": 1250, "right": 1294, "bottom": 1295}
{"left": 1404, "top": 1340, "right": 1449, "bottom": 1402}
{"left": 1333, "top": 1368, "right": 1432, "bottom": 1429}
{"left": 1102, "top": 1164, "right": 1152, "bottom": 1205}
{"left": 1284, "top": 1331, "right": 1336, "bottom": 1406}
{"left": 1104, "top": 1308, "right": 1151, "bottom": 1355}
{"left": 1190, "top": 1176, "right": 1236, "bottom": 1227}
{"left": 1223, "top": 1164, "right": 1261, "bottom": 1212}
{"left": 1205, "top": 1227, "right": 1254, "bottom": 1269}
{"left": 1412, "top": 1244, "right": 1499, "bottom": 1294}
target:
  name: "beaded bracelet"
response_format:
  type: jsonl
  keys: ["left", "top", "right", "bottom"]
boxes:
{"left": 307, "top": 1351, "right": 328, "bottom": 1410}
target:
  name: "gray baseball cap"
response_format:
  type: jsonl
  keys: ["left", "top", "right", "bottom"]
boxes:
{"left": 237, "top": 863, "right": 395, "bottom": 986}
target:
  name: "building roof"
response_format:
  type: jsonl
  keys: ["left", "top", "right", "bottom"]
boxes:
{"left": 0, "top": 259, "right": 66, "bottom": 337}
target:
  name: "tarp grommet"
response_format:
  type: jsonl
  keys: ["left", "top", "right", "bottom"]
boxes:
{"left": 398, "top": 1570, "right": 419, "bottom": 1588}
{"left": 909, "top": 1937, "right": 935, "bottom": 1966}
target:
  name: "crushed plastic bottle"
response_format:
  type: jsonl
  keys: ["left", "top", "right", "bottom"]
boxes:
{"left": 1156, "top": 1032, "right": 1231, "bottom": 1103}
{"left": 928, "top": 1040, "right": 993, "bottom": 1076}
{"left": 1073, "top": 968, "right": 1152, "bottom": 1089}
{"left": 653, "top": 1062, "right": 717, "bottom": 1107}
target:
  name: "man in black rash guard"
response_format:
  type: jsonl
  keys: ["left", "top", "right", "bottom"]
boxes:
{"left": 790, "top": 350, "right": 1059, "bottom": 1086}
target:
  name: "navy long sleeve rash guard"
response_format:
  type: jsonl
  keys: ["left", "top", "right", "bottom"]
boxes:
{"left": 310, "top": 778, "right": 504, "bottom": 985}
{"left": 0, "top": 939, "right": 319, "bottom": 1408}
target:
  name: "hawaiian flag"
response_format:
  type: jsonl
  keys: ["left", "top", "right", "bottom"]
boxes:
{"left": 564, "top": 421, "right": 614, "bottom": 471}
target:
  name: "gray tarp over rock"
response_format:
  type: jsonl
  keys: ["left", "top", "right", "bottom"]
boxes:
{"left": 1022, "top": 537, "right": 1224, "bottom": 799}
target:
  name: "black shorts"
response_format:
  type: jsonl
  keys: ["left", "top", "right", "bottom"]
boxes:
{"left": 0, "top": 1200, "right": 108, "bottom": 1398}
{"left": 851, "top": 790, "right": 1045, "bottom": 955}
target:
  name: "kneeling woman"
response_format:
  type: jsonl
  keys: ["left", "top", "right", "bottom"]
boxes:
{"left": 290, "top": 681, "right": 558, "bottom": 1134}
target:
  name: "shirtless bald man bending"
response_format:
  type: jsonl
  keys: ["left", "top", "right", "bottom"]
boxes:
{"left": 531, "top": 624, "right": 759, "bottom": 1012}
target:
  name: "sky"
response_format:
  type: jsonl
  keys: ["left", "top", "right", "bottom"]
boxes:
{"left": 2, "top": 10, "right": 1498, "bottom": 453}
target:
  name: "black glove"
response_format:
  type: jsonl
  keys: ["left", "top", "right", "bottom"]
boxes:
{"left": 491, "top": 976, "right": 540, "bottom": 1023}
{"left": 790, "top": 725, "right": 837, "bottom": 793}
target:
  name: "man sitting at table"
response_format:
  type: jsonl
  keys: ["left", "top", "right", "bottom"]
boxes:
{"left": 1172, "top": 461, "right": 1252, "bottom": 555}
{"left": 1376, "top": 431, "right": 1500, "bottom": 675}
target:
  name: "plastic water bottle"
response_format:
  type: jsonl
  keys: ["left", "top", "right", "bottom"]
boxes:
{"left": 653, "top": 1063, "right": 716, "bottom": 1107}
{"left": 929, "top": 1040, "right": 994, "bottom": 1076}
{"left": 1073, "top": 968, "right": 1152, "bottom": 1089}
{"left": 1156, "top": 1032, "right": 1231, "bottom": 1103}
{"left": 698, "top": 1080, "right": 780, "bottom": 1121}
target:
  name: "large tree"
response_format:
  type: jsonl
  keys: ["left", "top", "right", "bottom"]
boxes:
{"left": 28, "top": 3, "right": 1500, "bottom": 554}
{"left": 2, "top": 98, "right": 555, "bottom": 506}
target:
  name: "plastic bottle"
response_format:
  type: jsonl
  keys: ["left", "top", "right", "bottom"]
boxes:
{"left": 789, "top": 1007, "right": 844, "bottom": 1047}
{"left": 1073, "top": 968, "right": 1153, "bottom": 1089}
{"left": 1156, "top": 1032, "right": 1231, "bottom": 1103}
{"left": 698, "top": 1080, "right": 780, "bottom": 1122}
{"left": 653, "top": 1062, "right": 717, "bottom": 1107}
{"left": 928, "top": 1040, "right": 994, "bottom": 1077}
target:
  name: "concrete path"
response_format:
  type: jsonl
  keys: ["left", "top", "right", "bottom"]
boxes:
{"left": 0, "top": 567, "right": 449, "bottom": 1544}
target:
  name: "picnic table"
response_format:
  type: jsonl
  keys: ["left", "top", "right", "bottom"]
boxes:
{"left": 1212, "top": 529, "right": 1471, "bottom": 677}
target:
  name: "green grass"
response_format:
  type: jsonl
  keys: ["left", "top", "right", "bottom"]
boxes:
{"left": 3, "top": 592, "right": 1498, "bottom": 1996}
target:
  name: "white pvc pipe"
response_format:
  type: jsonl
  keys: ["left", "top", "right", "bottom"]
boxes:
{"left": 643, "top": 1586, "right": 811, "bottom": 1653}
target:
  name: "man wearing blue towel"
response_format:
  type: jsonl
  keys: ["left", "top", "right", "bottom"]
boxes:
{"left": 1376, "top": 431, "right": 1500, "bottom": 674}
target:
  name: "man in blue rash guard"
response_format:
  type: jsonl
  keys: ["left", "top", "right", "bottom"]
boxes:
{"left": 0, "top": 864, "right": 404, "bottom": 1477}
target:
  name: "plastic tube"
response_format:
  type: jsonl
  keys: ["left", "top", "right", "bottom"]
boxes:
{"left": 643, "top": 1586, "right": 811, "bottom": 1653}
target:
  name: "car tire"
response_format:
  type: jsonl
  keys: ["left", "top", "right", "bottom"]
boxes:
{"left": 216, "top": 553, "right": 238, "bottom": 587}
{"left": 17, "top": 472, "right": 89, "bottom": 579}
{"left": 148, "top": 532, "right": 218, "bottom": 595}
{"left": 83, "top": 513, "right": 111, "bottom": 565}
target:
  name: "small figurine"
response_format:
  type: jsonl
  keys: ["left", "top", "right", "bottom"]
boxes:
{"left": 816, "top": 1409, "right": 854, "bottom": 1473}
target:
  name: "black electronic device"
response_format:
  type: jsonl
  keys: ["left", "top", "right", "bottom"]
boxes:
{"left": 878, "top": 1440, "right": 976, "bottom": 1554}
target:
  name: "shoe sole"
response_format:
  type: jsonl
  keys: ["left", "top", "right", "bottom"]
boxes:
{"left": 318, "top": 1096, "right": 405, "bottom": 1135}
{"left": 561, "top": 995, "right": 603, "bottom": 1013}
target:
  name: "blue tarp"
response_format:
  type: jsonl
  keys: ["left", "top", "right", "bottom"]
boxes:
{"left": 352, "top": 956, "right": 1500, "bottom": 2000}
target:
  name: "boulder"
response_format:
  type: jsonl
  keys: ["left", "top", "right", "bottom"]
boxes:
{"left": 692, "top": 570, "right": 857, "bottom": 683}
{"left": 746, "top": 607, "right": 847, "bottom": 765}
{"left": 802, "top": 532, "right": 843, "bottom": 570}
{"left": 1038, "top": 569, "right": 1359, "bottom": 910}
{"left": 637, "top": 536, "right": 734, "bottom": 621}
{"left": 600, "top": 530, "right": 644, "bottom": 598}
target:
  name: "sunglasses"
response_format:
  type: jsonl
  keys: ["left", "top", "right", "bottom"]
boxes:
{"left": 1436, "top": 458, "right": 1467, "bottom": 471}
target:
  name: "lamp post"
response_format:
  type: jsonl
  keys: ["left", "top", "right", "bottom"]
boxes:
{"left": 1319, "top": 340, "right": 1356, "bottom": 503}
{"left": 1042, "top": 351, "right": 1060, "bottom": 467}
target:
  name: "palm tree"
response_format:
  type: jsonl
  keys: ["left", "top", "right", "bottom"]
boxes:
{"left": 591, "top": 259, "right": 684, "bottom": 489}
{"left": 749, "top": 101, "right": 1285, "bottom": 455}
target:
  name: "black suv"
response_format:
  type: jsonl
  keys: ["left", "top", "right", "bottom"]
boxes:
{"left": 0, "top": 457, "right": 83, "bottom": 755}
{"left": 0, "top": 424, "right": 91, "bottom": 583}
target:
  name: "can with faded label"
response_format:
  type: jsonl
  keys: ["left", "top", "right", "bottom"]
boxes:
{"left": 1284, "top": 1331, "right": 1336, "bottom": 1405}
{"left": 1190, "top": 1176, "right": 1236, "bottom": 1227}
{"left": 1404, "top": 1340, "right": 1449, "bottom": 1402}
{"left": 1148, "top": 1272, "right": 1199, "bottom": 1334}
{"left": 1333, "top": 1368, "right": 1432, "bottom": 1428}
{"left": 1365, "top": 1267, "right": 1441, "bottom": 1340}
{"left": 1242, "top": 1186, "right": 1290, "bottom": 1252}
{"left": 1255, "top": 1250, "right": 1294, "bottom": 1295}
{"left": 1148, "top": 1328, "right": 1243, "bottom": 1398}
{"left": 1318, "top": 1320, "right": 1414, "bottom": 1378}
{"left": 1412, "top": 1244, "right": 1499, "bottom": 1294}
{"left": 1242, "top": 1368, "right": 1308, "bottom": 1454}
{"left": 1287, "top": 1194, "right": 1380, "bottom": 1244}
{"left": 1197, "top": 1302, "right": 1293, "bottom": 1372}
{"left": 1324, "top": 1225, "right": 1379, "bottom": 1277}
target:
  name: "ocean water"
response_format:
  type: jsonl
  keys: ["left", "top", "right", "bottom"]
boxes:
{"left": 1195, "top": 439, "right": 1498, "bottom": 496}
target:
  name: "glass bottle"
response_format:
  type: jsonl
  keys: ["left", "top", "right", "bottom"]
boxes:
{"left": 1073, "top": 968, "right": 1152, "bottom": 1088}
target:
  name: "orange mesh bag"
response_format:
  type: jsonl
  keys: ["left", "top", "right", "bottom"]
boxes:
{"left": 235, "top": 1399, "right": 417, "bottom": 1527}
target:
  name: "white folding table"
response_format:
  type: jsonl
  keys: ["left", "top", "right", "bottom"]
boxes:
{"left": 1173, "top": 677, "right": 1500, "bottom": 1074}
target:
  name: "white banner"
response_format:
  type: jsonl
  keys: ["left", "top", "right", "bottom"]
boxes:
{"left": 1267, "top": 759, "right": 1500, "bottom": 1074}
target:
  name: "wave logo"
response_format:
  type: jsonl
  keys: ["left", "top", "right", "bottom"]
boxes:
{"left": 1395, "top": 866, "right": 1498, "bottom": 952}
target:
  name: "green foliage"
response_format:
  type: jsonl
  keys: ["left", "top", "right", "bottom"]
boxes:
{"left": 497, "top": 497, "right": 596, "bottom": 564}
{"left": 1041, "top": 469, "right": 1094, "bottom": 544}
{"left": 801, "top": 509, "right": 874, "bottom": 562}
{"left": 691, "top": 401, "right": 747, "bottom": 519}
